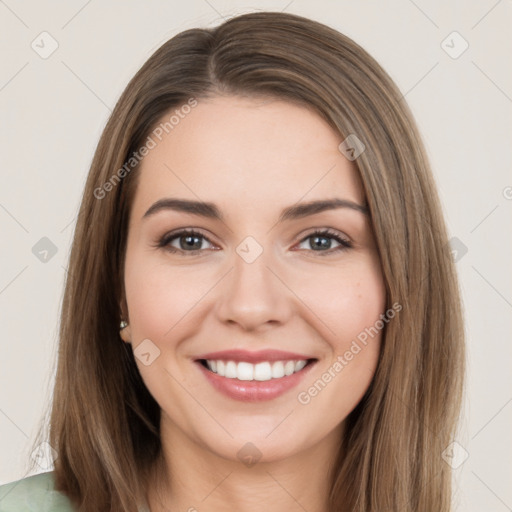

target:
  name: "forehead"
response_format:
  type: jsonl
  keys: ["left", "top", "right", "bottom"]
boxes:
{"left": 132, "top": 95, "right": 365, "bottom": 219}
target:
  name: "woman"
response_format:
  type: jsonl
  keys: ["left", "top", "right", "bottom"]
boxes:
{"left": 0, "top": 10, "right": 465, "bottom": 512}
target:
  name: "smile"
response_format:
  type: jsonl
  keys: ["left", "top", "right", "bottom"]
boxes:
{"left": 194, "top": 357, "right": 317, "bottom": 402}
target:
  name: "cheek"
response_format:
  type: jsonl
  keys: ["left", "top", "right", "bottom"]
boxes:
{"left": 295, "top": 255, "right": 386, "bottom": 406}
{"left": 124, "top": 252, "right": 210, "bottom": 339}
{"left": 295, "top": 262, "right": 386, "bottom": 414}
{"left": 297, "top": 255, "right": 387, "bottom": 348}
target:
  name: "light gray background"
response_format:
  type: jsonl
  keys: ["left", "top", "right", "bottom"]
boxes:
{"left": 1, "top": 1, "right": 511, "bottom": 510}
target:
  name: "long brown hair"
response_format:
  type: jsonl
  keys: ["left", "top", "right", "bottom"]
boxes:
{"left": 26, "top": 11, "right": 465, "bottom": 511}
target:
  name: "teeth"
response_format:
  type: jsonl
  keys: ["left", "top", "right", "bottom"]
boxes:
{"left": 284, "top": 360, "right": 295, "bottom": 376}
{"left": 295, "top": 360, "right": 307, "bottom": 372}
{"left": 271, "top": 361, "right": 284, "bottom": 379}
{"left": 225, "top": 361, "right": 238, "bottom": 378}
{"left": 204, "top": 359, "right": 310, "bottom": 381}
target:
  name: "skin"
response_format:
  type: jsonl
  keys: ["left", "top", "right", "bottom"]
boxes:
{"left": 120, "top": 95, "right": 386, "bottom": 512}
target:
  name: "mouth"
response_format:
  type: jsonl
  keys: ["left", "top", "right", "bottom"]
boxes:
{"left": 193, "top": 357, "right": 318, "bottom": 402}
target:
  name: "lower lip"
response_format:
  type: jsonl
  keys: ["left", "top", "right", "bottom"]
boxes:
{"left": 194, "top": 360, "right": 317, "bottom": 402}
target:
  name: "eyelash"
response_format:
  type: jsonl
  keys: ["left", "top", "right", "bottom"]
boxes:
{"left": 155, "top": 228, "right": 352, "bottom": 256}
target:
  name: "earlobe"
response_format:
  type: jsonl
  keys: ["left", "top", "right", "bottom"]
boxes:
{"left": 119, "top": 320, "right": 132, "bottom": 343}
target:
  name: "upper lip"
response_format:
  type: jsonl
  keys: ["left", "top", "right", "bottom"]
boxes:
{"left": 194, "top": 349, "right": 316, "bottom": 364}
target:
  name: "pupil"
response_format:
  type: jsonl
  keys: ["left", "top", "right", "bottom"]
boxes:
{"left": 182, "top": 235, "right": 201, "bottom": 249}
{"left": 312, "top": 236, "right": 330, "bottom": 250}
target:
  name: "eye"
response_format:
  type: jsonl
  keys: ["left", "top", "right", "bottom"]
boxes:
{"left": 157, "top": 229, "right": 216, "bottom": 255}
{"left": 155, "top": 228, "right": 352, "bottom": 256}
{"left": 295, "top": 229, "right": 352, "bottom": 255}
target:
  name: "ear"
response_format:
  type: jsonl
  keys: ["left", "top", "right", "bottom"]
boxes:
{"left": 119, "top": 296, "right": 128, "bottom": 323}
{"left": 119, "top": 295, "right": 131, "bottom": 343}
{"left": 120, "top": 324, "right": 132, "bottom": 343}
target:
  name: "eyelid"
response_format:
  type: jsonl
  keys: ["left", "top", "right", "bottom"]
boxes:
{"left": 298, "top": 227, "right": 351, "bottom": 244}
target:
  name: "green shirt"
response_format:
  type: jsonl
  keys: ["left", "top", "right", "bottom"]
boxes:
{"left": 0, "top": 472, "right": 150, "bottom": 511}
{"left": 0, "top": 472, "right": 74, "bottom": 511}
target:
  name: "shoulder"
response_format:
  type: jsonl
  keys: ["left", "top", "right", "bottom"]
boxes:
{"left": 0, "top": 472, "right": 75, "bottom": 511}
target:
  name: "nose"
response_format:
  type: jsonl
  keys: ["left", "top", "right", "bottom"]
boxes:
{"left": 215, "top": 245, "right": 292, "bottom": 332}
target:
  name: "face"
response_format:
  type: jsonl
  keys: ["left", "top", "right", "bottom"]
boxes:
{"left": 120, "top": 94, "right": 386, "bottom": 463}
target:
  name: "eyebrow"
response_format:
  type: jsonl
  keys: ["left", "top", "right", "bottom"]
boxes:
{"left": 142, "top": 197, "right": 369, "bottom": 222}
